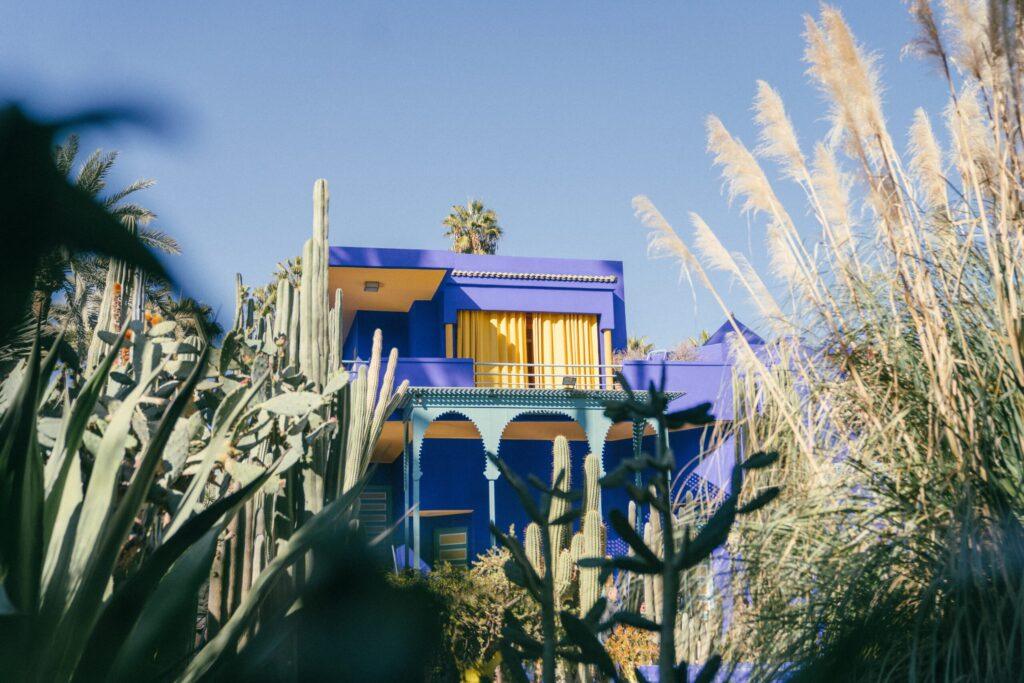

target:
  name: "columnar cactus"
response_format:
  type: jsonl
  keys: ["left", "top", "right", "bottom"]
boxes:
{"left": 525, "top": 435, "right": 607, "bottom": 618}
{"left": 525, "top": 522, "right": 543, "bottom": 574}
{"left": 644, "top": 509, "right": 665, "bottom": 624}
{"left": 548, "top": 435, "right": 572, "bottom": 557}
{"left": 299, "top": 179, "right": 330, "bottom": 389}
{"left": 577, "top": 452, "right": 606, "bottom": 617}
{"left": 579, "top": 510, "right": 603, "bottom": 615}
{"left": 328, "top": 288, "right": 343, "bottom": 373}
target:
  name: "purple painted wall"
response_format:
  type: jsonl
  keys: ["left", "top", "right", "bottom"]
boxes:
{"left": 329, "top": 246, "right": 629, "bottom": 353}
{"left": 621, "top": 360, "right": 735, "bottom": 421}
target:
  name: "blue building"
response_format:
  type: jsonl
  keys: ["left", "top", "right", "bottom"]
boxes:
{"left": 328, "top": 245, "right": 762, "bottom": 568}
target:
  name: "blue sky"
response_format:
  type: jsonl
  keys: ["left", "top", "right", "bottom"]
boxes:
{"left": 1, "top": 1, "right": 947, "bottom": 347}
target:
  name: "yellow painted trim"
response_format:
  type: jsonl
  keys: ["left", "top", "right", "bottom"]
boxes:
{"left": 602, "top": 329, "right": 614, "bottom": 388}
{"left": 445, "top": 323, "right": 454, "bottom": 358}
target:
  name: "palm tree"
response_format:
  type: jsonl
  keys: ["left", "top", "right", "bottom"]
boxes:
{"left": 156, "top": 296, "right": 223, "bottom": 343}
{"left": 615, "top": 336, "right": 655, "bottom": 362}
{"left": 41, "top": 135, "right": 180, "bottom": 356}
{"left": 442, "top": 200, "right": 502, "bottom": 255}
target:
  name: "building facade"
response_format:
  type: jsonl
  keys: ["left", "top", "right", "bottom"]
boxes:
{"left": 329, "top": 245, "right": 761, "bottom": 567}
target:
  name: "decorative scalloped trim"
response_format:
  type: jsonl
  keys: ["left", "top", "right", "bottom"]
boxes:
{"left": 410, "top": 387, "right": 683, "bottom": 408}
{"left": 451, "top": 270, "right": 617, "bottom": 284}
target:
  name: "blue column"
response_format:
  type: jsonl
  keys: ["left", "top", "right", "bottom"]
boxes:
{"left": 402, "top": 413, "right": 410, "bottom": 556}
{"left": 410, "top": 411, "right": 430, "bottom": 571}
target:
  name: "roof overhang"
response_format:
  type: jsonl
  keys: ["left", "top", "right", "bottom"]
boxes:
{"left": 327, "top": 266, "right": 447, "bottom": 335}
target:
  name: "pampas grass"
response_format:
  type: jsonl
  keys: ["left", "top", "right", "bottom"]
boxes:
{"left": 638, "top": 2, "right": 1024, "bottom": 680}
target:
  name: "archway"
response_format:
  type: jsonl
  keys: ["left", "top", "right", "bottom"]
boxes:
{"left": 492, "top": 411, "right": 589, "bottom": 540}
{"left": 411, "top": 411, "right": 485, "bottom": 567}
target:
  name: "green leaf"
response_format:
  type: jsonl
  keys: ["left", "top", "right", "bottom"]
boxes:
{"left": 0, "top": 335, "right": 44, "bottom": 613}
{"left": 609, "top": 508, "right": 660, "bottom": 565}
{"left": 323, "top": 368, "right": 350, "bottom": 395}
{"left": 741, "top": 450, "right": 779, "bottom": 470}
{"left": 73, "top": 470, "right": 274, "bottom": 682}
{"left": 106, "top": 526, "right": 218, "bottom": 682}
{"left": 692, "top": 655, "right": 722, "bottom": 683}
{"left": 218, "top": 329, "right": 239, "bottom": 375}
{"left": 737, "top": 486, "right": 781, "bottom": 514}
{"left": 559, "top": 611, "right": 616, "bottom": 675}
{"left": 612, "top": 610, "right": 661, "bottom": 631}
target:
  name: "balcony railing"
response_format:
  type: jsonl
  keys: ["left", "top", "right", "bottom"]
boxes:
{"left": 472, "top": 361, "right": 622, "bottom": 390}
{"left": 341, "top": 358, "right": 625, "bottom": 390}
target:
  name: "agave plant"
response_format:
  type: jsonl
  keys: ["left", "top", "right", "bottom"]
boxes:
{"left": 0, "top": 175, "right": 418, "bottom": 681}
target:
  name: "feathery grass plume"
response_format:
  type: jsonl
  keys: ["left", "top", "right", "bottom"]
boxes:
{"left": 943, "top": 0, "right": 993, "bottom": 82}
{"left": 906, "top": 0, "right": 950, "bottom": 77}
{"left": 908, "top": 108, "right": 949, "bottom": 211}
{"left": 734, "top": 253, "right": 785, "bottom": 323}
{"left": 753, "top": 80, "right": 806, "bottom": 181}
{"left": 765, "top": 220, "right": 804, "bottom": 286}
{"left": 810, "top": 142, "right": 855, "bottom": 251}
{"left": 804, "top": 9, "right": 888, "bottom": 167}
{"left": 634, "top": 194, "right": 700, "bottom": 295}
{"left": 706, "top": 115, "right": 783, "bottom": 217}
{"left": 946, "top": 83, "right": 998, "bottom": 181}
{"left": 690, "top": 212, "right": 783, "bottom": 319}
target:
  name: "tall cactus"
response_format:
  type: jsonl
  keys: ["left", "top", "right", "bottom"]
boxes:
{"left": 578, "top": 452, "right": 605, "bottom": 618}
{"left": 579, "top": 510, "right": 604, "bottom": 616}
{"left": 208, "top": 179, "right": 410, "bottom": 633}
{"left": 525, "top": 522, "right": 543, "bottom": 574}
{"left": 526, "top": 436, "right": 607, "bottom": 617}
{"left": 299, "top": 179, "right": 330, "bottom": 389}
{"left": 548, "top": 436, "right": 572, "bottom": 559}
{"left": 328, "top": 288, "right": 343, "bottom": 373}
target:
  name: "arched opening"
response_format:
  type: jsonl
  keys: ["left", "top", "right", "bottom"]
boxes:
{"left": 415, "top": 411, "right": 486, "bottom": 567}
{"left": 492, "top": 411, "right": 589, "bottom": 541}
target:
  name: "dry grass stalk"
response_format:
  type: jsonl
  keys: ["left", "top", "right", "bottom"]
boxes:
{"left": 636, "top": 2, "right": 1024, "bottom": 680}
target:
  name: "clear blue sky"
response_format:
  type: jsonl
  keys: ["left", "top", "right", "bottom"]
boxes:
{"left": 1, "top": 1, "right": 947, "bottom": 347}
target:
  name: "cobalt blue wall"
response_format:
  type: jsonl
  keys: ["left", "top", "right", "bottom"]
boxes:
{"left": 371, "top": 425, "right": 719, "bottom": 565}
{"left": 344, "top": 310, "right": 410, "bottom": 359}
{"left": 407, "top": 298, "right": 443, "bottom": 357}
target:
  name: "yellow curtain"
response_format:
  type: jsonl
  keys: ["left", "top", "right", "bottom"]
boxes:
{"left": 457, "top": 310, "right": 529, "bottom": 387}
{"left": 531, "top": 313, "right": 600, "bottom": 388}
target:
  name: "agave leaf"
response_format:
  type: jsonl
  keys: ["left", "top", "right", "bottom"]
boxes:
{"left": 58, "top": 362, "right": 160, "bottom": 608}
{"left": 72, "top": 452, "right": 278, "bottom": 682}
{"left": 107, "top": 527, "right": 220, "bottom": 681}
{"left": 47, "top": 349, "right": 207, "bottom": 680}
{"left": 44, "top": 331, "right": 127, "bottom": 529}
{"left": 0, "top": 335, "right": 44, "bottom": 614}
{"left": 180, "top": 474, "right": 370, "bottom": 682}
{"left": 167, "top": 372, "right": 268, "bottom": 537}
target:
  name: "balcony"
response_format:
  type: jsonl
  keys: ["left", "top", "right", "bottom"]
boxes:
{"left": 345, "top": 357, "right": 622, "bottom": 390}
{"left": 472, "top": 361, "right": 621, "bottom": 390}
